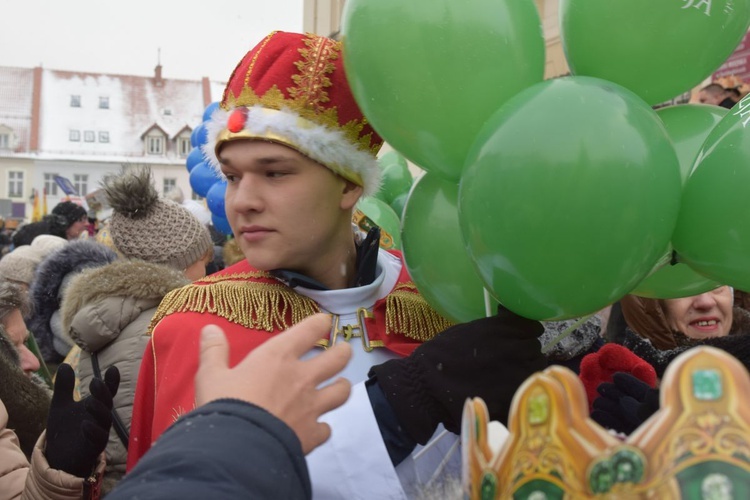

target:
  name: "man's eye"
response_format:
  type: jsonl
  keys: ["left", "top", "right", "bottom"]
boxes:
{"left": 224, "top": 174, "right": 237, "bottom": 183}
{"left": 267, "top": 171, "right": 287, "bottom": 178}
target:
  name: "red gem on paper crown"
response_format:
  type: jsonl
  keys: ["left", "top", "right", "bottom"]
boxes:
{"left": 227, "top": 107, "right": 249, "bottom": 133}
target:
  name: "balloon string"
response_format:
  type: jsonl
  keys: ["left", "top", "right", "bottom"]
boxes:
{"left": 484, "top": 288, "right": 493, "bottom": 317}
{"left": 541, "top": 313, "right": 596, "bottom": 355}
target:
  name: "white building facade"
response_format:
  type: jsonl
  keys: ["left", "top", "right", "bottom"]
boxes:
{"left": 0, "top": 64, "right": 224, "bottom": 220}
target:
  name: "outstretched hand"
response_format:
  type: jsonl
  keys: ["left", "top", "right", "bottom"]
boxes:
{"left": 46, "top": 363, "right": 120, "bottom": 478}
{"left": 195, "top": 313, "right": 352, "bottom": 454}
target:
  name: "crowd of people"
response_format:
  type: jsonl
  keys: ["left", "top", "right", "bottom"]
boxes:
{"left": 0, "top": 30, "right": 748, "bottom": 499}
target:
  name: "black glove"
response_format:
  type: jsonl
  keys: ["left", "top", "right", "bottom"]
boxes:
{"left": 46, "top": 364, "right": 120, "bottom": 478}
{"left": 368, "top": 306, "right": 546, "bottom": 444}
{"left": 591, "top": 372, "right": 659, "bottom": 435}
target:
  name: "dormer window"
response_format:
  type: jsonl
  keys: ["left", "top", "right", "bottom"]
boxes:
{"left": 142, "top": 125, "right": 168, "bottom": 156}
{"left": 178, "top": 136, "right": 191, "bottom": 157}
{"left": 147, "top": 136, "right": 164, "bottom": 155}
{"left": 70, "top": 95, "right": 81, "bottom": 107}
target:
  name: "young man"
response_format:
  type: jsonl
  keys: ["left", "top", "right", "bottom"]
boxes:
{"left": 128, "top": 31, "right": 544, "bottom": 498}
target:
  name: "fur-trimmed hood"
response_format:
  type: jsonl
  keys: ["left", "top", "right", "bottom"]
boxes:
{"left": 28, "top": 240, "right": 118, "bottom": 363}
{"left": 61, "top": 260, "right": 189, "bottom": 352}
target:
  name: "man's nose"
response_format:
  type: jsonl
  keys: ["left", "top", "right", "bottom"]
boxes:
{"left": 20, "top": 345, "right": 40, "bottom": 375}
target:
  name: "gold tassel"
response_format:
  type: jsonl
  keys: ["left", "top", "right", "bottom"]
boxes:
{"left": 148, "top": 280, "right": 320, "bottom": 334}
{"left": 386, "top": 283, "right": 455, "bottom": 342}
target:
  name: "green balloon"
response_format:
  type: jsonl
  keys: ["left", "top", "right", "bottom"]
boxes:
{"left": 632, "top": 246, "right": 720, "bottom": 299}
{"left": 390, "top": 192, "right": 409, "bottom": 220}
{"left": 561, "top": 0, "right": 750, "bottom": 105}
{"left": 342, "top": 0, "right": 544, "bottom": 181}
{"left": 402, "top": 174, "right": 498, "bottom": 323}
{"left": 356, "top": 197, "right": 402, "bottom": 250}
{"left": 459, "top": 77, "right": 682, "bottom": 320}
{"left": 657, "top": 104, "right": 727, "bottom": 183}
{"left": 631, "top": 105, "right": 725, "bottom": 299}
{"left": 378, "top": 150, "right": 408, "bottom": 171}
{"left": 673, "top": 94, "right": 750, "bottom": 290}
{"left": 378, "top": 159, "right": 413, "bottom": 205}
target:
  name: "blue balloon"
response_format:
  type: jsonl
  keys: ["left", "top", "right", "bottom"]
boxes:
{"left": 203, "top": 102, "right": 220, "bottom": 122}
{"left": 190, "top": 123, "right": 208, "bottom": 148}
{"left": 206, "top": 180, "right": 227, "bottom": 217}
{"left": 189, "top": 161, "right": 220, "bottom": 198}
{"left": 212, "top": 214, "right": 233, "bottom": 236}
{"left": 186, "top": 147, "right": 205, "bottom": 173}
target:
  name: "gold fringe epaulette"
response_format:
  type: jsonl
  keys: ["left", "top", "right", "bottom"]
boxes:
{"left": 147, "top": 272, "right": 320, "bottom": 334}
{"left": 385, "top": 282, "right": 455, "bottom": 342}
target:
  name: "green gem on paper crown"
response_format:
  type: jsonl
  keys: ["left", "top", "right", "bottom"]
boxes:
{"left": 693, "top": 369, "right": 722, "bottom": 401}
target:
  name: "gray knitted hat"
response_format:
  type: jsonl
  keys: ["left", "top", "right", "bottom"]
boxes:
{"left": 0, "top": 245, "right": 43, "bottom": 286}
{"left": 104, "top": 167, "right": 212, "bottom": 271}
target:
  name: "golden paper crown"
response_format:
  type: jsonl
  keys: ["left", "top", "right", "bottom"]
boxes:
{"left": 463, "top": 347, "right": 750, "bottom": 498}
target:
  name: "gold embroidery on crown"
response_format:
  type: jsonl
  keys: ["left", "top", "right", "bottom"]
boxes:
{"left": 289, "top": 33, "right": 338, "bottom": 111}
{"left": 224, "top": 86, "right": 378, "bottom": 155}
{"left": 386, "top": 282, "right": 455, "bottom": 341}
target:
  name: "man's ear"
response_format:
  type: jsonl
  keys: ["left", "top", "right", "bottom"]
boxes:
{"left": 340, "top": 180, "right": 363, "bottom": 211}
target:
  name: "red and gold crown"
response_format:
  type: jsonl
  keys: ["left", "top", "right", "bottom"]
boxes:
{"left": 204, "top": 31, "right": 383, "bottom": 196}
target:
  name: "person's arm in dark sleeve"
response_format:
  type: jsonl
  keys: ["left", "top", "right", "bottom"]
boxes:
{"left": 111, "top": 399, "right": 311, "bottom": 500}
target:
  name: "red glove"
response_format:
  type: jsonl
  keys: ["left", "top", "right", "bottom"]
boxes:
{"left": 579, "top": 344, "right": 656, "bottom": 411}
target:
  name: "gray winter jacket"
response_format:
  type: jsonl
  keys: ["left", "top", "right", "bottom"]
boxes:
{"left": 61, "top": 259, "right": 188, "bottom": 492}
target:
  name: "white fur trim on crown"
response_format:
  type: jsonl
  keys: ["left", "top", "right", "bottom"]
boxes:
{"left": 202, "top": 106, "right": 382, "bottom": 198}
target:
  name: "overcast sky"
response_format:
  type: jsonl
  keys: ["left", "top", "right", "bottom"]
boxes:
{"left": 0, "top": 0, "right": 304, "bottom": 82}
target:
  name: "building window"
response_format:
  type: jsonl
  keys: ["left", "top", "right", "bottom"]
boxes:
{"left": 74, "top": 174, "right": 88, "bottom": 196}
{"left": 163, "top": 178, "right": 176, "bottom": 196}
{"left": 191, "top": 191, "right": 204, "bottom": 201}
{"left": 99, "top": 96, "right": 109, "bottom": 109}
{"left": 8, "top": 171, "right": 23, "bottom": 198}
{"left": 69, "top": 130, "right": 80, "bottom": 142}
{"left": 44, "top": 173, "right": 59, "bottom": 196}
{"left": 84, "top": 131, "right": 95, "bottom": 142}
{"left": 98, "top": 131, "right": 109, "bottom": 143}
{"left": 0, "top": 134, "right": 9, "bottom": 149}
{"left": 70, "top": 95, "right": 81, "bottom": 107}
{"left": 163, "top": 109, "right": 172, "bottom": 116}
{"left": 178, "top": 137, "right": 191, "bottom": 157}
{"left": 147, "top": 136, "right": 164, "bottom": 155}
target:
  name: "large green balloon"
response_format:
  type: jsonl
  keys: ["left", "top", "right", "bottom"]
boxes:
{"left": 459, "top": 77, "right": 682, "bottom": 320}
{"left": 402, "top": 174, "right": 497, "bottom": 323}
{"left": 673, "top": 94, "right": 750, "bottom": 290}
{"left": 377, "top": 154, "right": 413, "bottom": 205}
{"left": 342, "top": 0, "right": 544, "bottom": 182}
{"left": 561, "top": 0, "right": 750, "bottom": 105}
{"left": 631, "top": 105, "right": 725, "bottom": 299}
{"left": 356, "top": 197, "right": 402, "bottom": 250}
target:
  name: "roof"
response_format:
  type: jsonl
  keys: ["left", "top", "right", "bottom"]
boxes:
{"left": 0, "top": 65, "right": 225, "bottom": 162}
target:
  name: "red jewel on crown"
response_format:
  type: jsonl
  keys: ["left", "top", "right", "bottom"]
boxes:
{"left": 227, "top": 107, "right": 249, "bottom": 133}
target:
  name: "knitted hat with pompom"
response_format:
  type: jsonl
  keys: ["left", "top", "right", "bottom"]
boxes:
{"left": 104, "top": 167, "right": 212, "bottom": 271}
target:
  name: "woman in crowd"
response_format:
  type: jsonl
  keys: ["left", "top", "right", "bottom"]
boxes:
{"left": 60, "top": 166, "right": 213, "bottom": 493}
{"left": 0, "top": 281, "right": 116, "bottom": 498}
{"left": 586, "top": 286, "right": 750, "bottom": 435}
